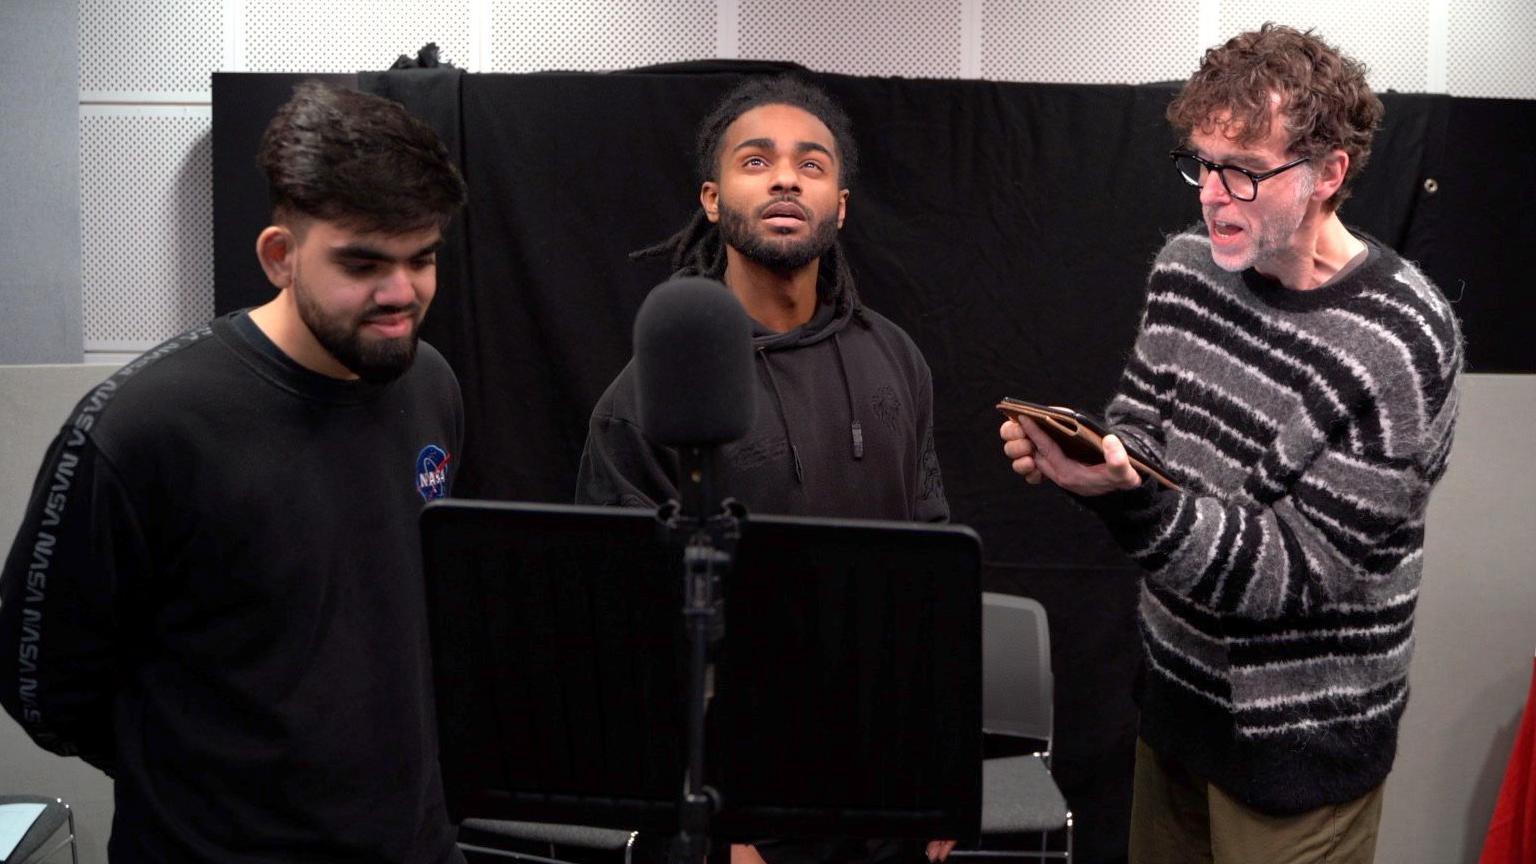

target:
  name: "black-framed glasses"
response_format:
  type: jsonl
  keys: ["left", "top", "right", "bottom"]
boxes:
{"left": 1170, "top": 149, "right": 1311, "bottom": 201}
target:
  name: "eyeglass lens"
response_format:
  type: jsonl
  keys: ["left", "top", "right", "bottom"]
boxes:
{"left": 1173, "top": 154, "right": 1257, "bottom": 200}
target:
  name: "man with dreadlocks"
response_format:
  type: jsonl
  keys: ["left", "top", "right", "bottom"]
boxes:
{"left": 579, "top": 76, "right": 947, "bottom": 526}
{"left": 577, "top": 76, "right": 953, "bottom": 863}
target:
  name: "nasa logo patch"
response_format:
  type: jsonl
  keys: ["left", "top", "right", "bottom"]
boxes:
{"left": 416, "top": 445, "right": 452, "bottom": 501}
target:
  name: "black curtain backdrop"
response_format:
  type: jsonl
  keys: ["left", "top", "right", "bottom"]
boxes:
{"left": 212, "top": 67, "right": 1536, "bottom": 864}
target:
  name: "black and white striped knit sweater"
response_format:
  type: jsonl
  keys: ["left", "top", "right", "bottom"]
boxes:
{"left": 1088, "top": 225, "right": 1462, "bottom": 815}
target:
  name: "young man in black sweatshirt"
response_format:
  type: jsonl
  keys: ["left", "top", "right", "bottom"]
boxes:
{"left": 0, "top": 82, "right": 468, "bottom": 863}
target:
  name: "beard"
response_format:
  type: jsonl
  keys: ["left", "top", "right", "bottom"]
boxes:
{"left": 292, "top": 266, "right": 421, "bottom": 383}
{"left": 717, "top": 196, "right": 839, "bottom": 272}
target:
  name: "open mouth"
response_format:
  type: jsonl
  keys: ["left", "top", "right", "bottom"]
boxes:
{"left": 760, "top": 201, "right": 807, "bottom": 223}
{"left": 1210, "top": 219, "right": 1244, "bottom": 241}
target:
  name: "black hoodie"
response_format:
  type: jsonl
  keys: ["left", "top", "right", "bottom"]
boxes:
{"left": 577, "top": 280, "right": 947, "bottom": 522}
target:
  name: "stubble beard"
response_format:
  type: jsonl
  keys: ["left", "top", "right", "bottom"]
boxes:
{"left": 1209, "top": 168, "right": 1317, "bottom": 273}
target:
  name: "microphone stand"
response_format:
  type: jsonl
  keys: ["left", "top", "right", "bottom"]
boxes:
{"left": 659, "top": 445, "right": 744, "bottom": 864}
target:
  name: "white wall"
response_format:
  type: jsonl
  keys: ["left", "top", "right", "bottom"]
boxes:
{"left": 0, "top": 365, "right": 123, "bottom": 864}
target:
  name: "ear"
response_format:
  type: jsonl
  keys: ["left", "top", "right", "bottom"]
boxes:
{"left": 1312, "top": 149, "right": 1350, "bottom": 205}
{"left": 836, "top": 189, "right": 849, "bottom": 229}
{"left": 700, "top": 181, "right": 721, "bottom": 224}
{"left": 256, "top": 225, "right": 298, "bottom": 289}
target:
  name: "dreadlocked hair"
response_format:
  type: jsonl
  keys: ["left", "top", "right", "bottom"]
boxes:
{"left": 631, "top": 75, "right": 865, "bottom": 319}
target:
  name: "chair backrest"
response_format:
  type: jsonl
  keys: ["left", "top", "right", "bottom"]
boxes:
{"left": 980, "top": 592, "right": 1053, "bottom": 746}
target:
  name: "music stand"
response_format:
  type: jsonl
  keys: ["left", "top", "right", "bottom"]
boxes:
{"left": 420, "top": 499, "right": 982, "bottom": 847}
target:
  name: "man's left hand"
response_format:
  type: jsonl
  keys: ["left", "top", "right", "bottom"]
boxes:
{"left": 1000, "top": 417, "right": 1141, "bottom": 496}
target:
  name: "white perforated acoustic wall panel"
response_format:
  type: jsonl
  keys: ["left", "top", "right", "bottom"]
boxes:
{"left": 68, "top": 0, "right": 1536, "bottom": 362}
{"left": 80, "top": 0, "right": 225, "bottom": 97}
{"left": 80, "top": 107, "right": 214, "bottom": 350}
{"left": 1218, "top": 0, "right": 1431, "bottom": 94}
{"left": 243, "top": 0, "right": 473, "bottom": 73}
{"left": 489, "top": 0, "right": 715, "bottom": 72}
{"left": 1446, "top": 0, "right": 1536, "bottom": 99}
{"left": 738, "top": 0, "right": 965, "bottom": 78}
{"left": 981, "top": 0, "right": 1201, "bottom": 84}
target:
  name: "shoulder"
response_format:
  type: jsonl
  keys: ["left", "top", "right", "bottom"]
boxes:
{"left": 397, "top": 339, "right": 463, "bottom": 420}
{"left": 407, "top": 340, "right": 460, "bottom": 394}
{"left": 1372, "top": 244, "right": 1462, "bottom": 344}
{"left": 842, "top": 307, "right": 935, "bottom": 394}
{"left": 72, "top": 323, "right": 226, "bottom": 435}
{"left": 1150, "top": 225, "right": 1218, "bottom": 279}
{"left": 1155, "top": 224, "right": 1211, "bottom": 262}
{"left": 1345, "top": 238, "right": 1464, "bottom": 378}
{"left": 848, "top": 307, "right": 928, "bottom": 366}
{"left": 413, "top": 339, "right": 453, "bottom": 376}
{"left": 586, "top": 358, "right": 641, "bottom": 425}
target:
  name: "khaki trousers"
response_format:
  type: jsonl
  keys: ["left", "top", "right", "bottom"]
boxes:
{"left": 1128, "top": 739, "right": 1383, "bottom": 864}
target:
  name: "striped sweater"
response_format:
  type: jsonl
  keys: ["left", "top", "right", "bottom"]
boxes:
{"left": 1089, "top": 226, "right": 1462, "bottom": 814}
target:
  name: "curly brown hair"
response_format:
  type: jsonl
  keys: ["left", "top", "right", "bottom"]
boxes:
{"left": 1167, "top": 23, "right": 1383, "bottom": 210}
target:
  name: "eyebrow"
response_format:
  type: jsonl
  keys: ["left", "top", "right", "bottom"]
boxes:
{"left": 731, "top": 137, "right": 836, "bottom": 161}
{"left": 1188, "top": 141, "right": 1266, "bottom": 163}
{"left": 330, "top": 239, "right": 444, "bottom": 262}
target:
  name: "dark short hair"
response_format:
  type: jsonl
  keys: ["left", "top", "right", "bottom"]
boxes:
{"left": 694, "top": 76, "right": 859, "bottom": 187}
{"left": 1167, "top": 23, "right": 1383, "bottom": 210}
{"left": 257, "top": 81, "right": 467, "bottom": 233}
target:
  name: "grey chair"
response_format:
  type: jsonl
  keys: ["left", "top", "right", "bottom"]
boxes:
{"left": 953, "top": 593, "right": 1073, "bottom": 862}
{"left": 0, "top": 796, "right": 78, "bottom": 864}
{"left": 456, "top": 819, "right": 638, "bottom": 864}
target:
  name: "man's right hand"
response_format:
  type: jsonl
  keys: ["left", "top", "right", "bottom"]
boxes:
{"left": 999, "top": 417, "right": 1141, "bottom": 496}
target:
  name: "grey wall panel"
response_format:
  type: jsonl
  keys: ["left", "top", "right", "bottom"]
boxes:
{"left": 0, "top": 363, "right": 122, "bottom": 864}
{"left": 0, "top": 1, "right": 82, "bottom": 365}
{"left": 1380, "top": 373, "right": 1536, "bottom": 864}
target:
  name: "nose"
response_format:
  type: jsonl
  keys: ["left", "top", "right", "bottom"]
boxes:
{"left": 1198, "top": 169, "right": 1231, "bottom": 206}
{"left": 769, "top": 158, "right": 800, "bottom": 194}
{"left": 374, "top": 265, "right": 416, "bottom": 307}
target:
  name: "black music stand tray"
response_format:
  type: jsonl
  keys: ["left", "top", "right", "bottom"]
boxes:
{"left": 420, "top": 499, "right": 983, "bottom": 846}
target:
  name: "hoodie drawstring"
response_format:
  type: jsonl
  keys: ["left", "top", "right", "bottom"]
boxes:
{"left": 831, "top": 333, "right": 863, "bottom": 460}
{"left": 757, "top": 348, "right": 805, "bottom": 484}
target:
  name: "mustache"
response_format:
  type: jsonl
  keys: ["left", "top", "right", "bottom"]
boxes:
{"left": 755, "top": 196, "right": 811, "bottom": 221}
{"left": 360, "top": 303, "right": 421, "bottom": 322}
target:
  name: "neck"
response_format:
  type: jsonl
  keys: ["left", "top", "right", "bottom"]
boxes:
{"left": 721, "top": 247, "right": 820, "bottom": 332}
{"left": 1256, "top": 208, "right": 1366, "bottom": 291}
{"left": 247, "top": 292, "right": 357, "bottom": 379}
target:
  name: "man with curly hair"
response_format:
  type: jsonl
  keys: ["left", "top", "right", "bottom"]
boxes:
{"left": 1000, "top": 25, "right": 1462, "bottom": 863}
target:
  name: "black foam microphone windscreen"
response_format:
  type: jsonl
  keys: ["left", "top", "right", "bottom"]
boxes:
{"left": 634, "top": 277, "right": 757, "bottom": 447}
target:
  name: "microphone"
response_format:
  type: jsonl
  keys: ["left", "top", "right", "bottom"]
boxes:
{"left": 633, "top": 276, "right": 756, "bottom": 519}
